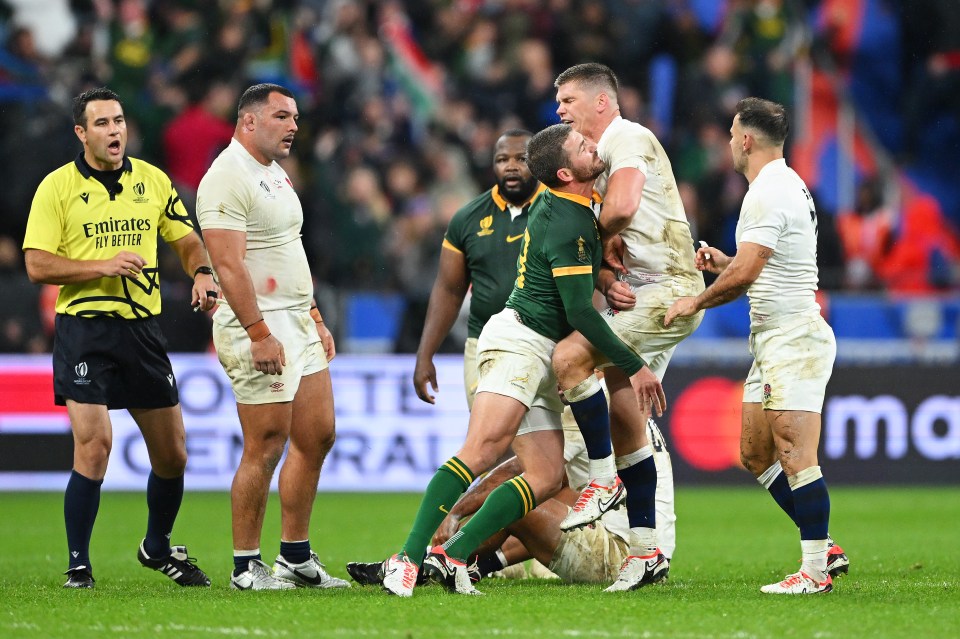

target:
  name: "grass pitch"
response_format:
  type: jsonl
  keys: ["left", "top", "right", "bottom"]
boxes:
{"left": 1, "top": 487, "right": 958, "bottom": 638}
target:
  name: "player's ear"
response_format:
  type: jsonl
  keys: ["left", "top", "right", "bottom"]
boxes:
{"left": 74, "top": 125, "right": 86, "bottom": 144}
{"left": 242, "top": 111, "right": 256, "bottom": 131}
{"left": 556, "top": 167, "right": 572, "bottom": 183}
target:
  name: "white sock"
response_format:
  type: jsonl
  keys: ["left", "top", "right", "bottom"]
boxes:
{"left": 615, "top": 445, "right": 654, "bottom": 470}
{"left": 801, "top": 539, "right": 828, "bottom": 581}
{"left": 588, "top": 454, "right": 617, "bottom": 485}
{"left": 628, "top": 527, "right": 658, "bottom": 556}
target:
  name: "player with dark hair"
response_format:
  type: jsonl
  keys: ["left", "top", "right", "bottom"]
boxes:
{"left": 352, "top": 123, "right": 663, "bottom": 597}
{"left": 549, "top": 62, "right": 703, "bottom": 591}
{"left": 197, "top": 83, "right": 348, "bottom": 590}
{"left": 413, "top": 129, "right": 542, "bottom": 409}
{"left": 24, "top": 87, "right": 216, "bottom": 589}
{"left": 666, "top": 97, "right": 848, "bottom": 594}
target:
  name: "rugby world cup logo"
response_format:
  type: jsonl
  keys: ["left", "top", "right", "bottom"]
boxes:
{"left": 74, "top": 361, "right": 91, "bottom": 385}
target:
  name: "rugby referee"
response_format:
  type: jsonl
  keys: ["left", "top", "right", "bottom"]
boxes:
{"left": 23, "top": 87, "right": 217, "bottom": 589}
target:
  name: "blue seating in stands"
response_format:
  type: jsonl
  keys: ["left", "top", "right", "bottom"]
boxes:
{"left": 343, "top": 293, "right": 405, "bottom": 353}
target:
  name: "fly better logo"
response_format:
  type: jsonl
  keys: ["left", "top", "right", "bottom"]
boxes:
{"left": 74, "top": 362, "right": 91, "bottom": 385}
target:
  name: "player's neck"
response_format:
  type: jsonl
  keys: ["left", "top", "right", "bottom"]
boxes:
{"left": 556, "top": 181, "right": 596, "bottom": 200}
{"left": 745, "top": 150, "right": 783, "bottom": 184}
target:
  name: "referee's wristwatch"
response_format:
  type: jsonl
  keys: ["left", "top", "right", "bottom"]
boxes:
{"left": 194, "top": 266, "right": 214, "bottom": 278}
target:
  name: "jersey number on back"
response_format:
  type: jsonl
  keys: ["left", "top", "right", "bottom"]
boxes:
{"left": 802, "top": 187, "right": 818, "bottom": 237}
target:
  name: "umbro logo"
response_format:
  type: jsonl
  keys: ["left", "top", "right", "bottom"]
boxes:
{"left": 270, "top": 382, "right": 284, "bottom": 392}
{"left": 80, "top": 193, "right": 89, "bottom": 204}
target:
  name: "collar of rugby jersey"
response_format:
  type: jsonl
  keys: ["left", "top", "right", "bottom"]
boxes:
{"left": 73, "top": 152, "right": 133, "bottom": 178}
{"left": 547, "top": 187, "right": 594, "bottom": 208}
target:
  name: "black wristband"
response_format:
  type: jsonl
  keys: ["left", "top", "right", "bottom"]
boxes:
{"left": 194, "top": 266, "right": 213, "bottom": 278}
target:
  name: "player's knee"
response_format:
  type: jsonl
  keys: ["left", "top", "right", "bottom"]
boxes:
{"left": 552, "top": 341, "right": 592, "bottom": 386}
{"left": 245, "top": 430, "right": 288, "bottom": 468}
{"left": 317, "top": 428, "right": 336, "bottom": 456}
{"left": 76, "top": 433, "right": 111, "bottom": 465}
{"left": 739, "top": 448, "right": 772, "bottom": 477}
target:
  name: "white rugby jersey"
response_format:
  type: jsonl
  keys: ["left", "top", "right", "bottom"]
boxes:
{"left": 595, "top": 116, "right": 701, "bottom": 291}
{"left": 196, "top": 139, "right": 313, "bottom": 321}
{"left": 735, "top": 158, "right": 821, "bottom": 330}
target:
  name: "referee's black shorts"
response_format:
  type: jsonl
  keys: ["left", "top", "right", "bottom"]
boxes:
{"left": 53, "top": 314, "right": 179, "bottom": 409}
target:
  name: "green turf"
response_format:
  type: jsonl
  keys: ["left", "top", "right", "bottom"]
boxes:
{"left": 1, "top": 487, "right": 958, "bottom": 638}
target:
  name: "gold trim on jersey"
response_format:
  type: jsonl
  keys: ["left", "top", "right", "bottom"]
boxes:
{"left": 547, "top": 188, "right": 594, "bottom": 208}
{"left": 441, "top": 238, "right": 463, "bottom": 254}
{"left": 552, "top": 265, "right": 593, "bottom": 277}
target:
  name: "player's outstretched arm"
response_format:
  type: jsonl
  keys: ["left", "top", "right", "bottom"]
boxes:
{"left": 664, "top": 241, "right": 771, "bottom": 327}
{"left": 414, "top": 245, "right": 470, "bottom": 404}
{"left": 24, "top": 248, "right": 147, "bottom": 284}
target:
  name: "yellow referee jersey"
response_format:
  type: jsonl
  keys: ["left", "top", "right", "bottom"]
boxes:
{"left": 23, "top": 155, "right": 194, "bottom": 319}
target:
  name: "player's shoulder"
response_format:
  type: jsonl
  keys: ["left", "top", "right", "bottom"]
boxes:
{"left": 600, "top": 117, "right": 657, "bottom": 159}
{"left": 453, "top": 188, "right": 498, "bottom": 220}
{"left": 604, "top": 117, "right": 654, "bottom": 143}
{"left": 34, "top": 160, "right": 87, "bottom": 201}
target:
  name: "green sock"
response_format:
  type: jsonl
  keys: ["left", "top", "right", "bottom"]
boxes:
{"left": 400, "top": 457, "right": 475, "bottom": 564}
{"left": 444, "top": 476, "right": 535, "bottom": 561}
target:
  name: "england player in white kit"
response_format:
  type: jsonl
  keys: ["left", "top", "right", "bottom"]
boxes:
{"left": 666, "top": 97, "right": 847, "bottom": 594}
{"left": 197, "top": 84, "right": 349, "bottom": 591}
{"left": 548, "top": 63, "right": 704, "bottom": 591}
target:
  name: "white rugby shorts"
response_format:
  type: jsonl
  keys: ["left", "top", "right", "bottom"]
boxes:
{"left": 475, "top": 309, "right": 565, "bottom": 416}
{"left": 213, "top": 308, "right": 328, "bottom": 404}
{"left": 743, "top": 312, "right": 836, "bottom": 412}
{"left": 599, "top": 280, "right": 703, "bottom": 379}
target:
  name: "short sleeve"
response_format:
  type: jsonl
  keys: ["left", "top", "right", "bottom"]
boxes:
{"left": 738, "top": 192, "right": 786, "bottom": 250}
{"left": 23, "top": 174, "right": 63, "bottom": 253}
{"left": 443, "top": 207, "right": 470, "bottom": 253}
{"left": 602, "top": 126, "right": 650, "bottom": 177}
{"left": 158, "top": 181, "right": 195, "bottom": 243}
{"left": 196, "top": 168, "right": 250, "bottom": 232}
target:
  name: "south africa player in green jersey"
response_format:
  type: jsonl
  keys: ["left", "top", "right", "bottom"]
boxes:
{"left": 351, "top": 123, "right": 665, "bottom": 597}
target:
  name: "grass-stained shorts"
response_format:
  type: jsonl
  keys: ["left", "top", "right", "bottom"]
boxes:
{"left": 213, "top": 308, "right": 328, "bottom": 404}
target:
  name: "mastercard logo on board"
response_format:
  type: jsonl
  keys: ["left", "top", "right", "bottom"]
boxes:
{"left": 669, "top": 377, "right": 744, "bottom": 472}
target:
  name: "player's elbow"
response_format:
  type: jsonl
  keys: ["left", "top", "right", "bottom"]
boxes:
{"left": 23, "top": 252, "right": 47, "bottom": 284}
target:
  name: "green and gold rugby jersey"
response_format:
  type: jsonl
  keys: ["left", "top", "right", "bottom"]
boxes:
{"left": 505, "top": 188, "right": 645, "bottom": 376}
{"left": 23, "top": 155, "right": 194, "bottom": 318}
{"left": 443, "top": 183, "right": 545, "bottom": 338}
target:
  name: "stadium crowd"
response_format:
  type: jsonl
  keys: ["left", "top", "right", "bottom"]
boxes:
{"left": 1, "top": 0, "right": 958, "bottom": 354}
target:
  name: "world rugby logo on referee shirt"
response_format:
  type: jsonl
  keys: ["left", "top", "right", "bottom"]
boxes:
{"left": 133, "top": 182, "right": 149, "bottom": 203}
{"left": 73, "top": 362, "right": 91, "bottom": 385}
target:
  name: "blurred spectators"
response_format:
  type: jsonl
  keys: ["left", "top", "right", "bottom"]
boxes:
{"left": 0, "top": 0, "right": 957, "bottom": 353}
{"left": 162, "top": 74, "right": 237, "bottom": 213}
{"left": 0, "top": 235, "right": 46, "bottom": 353}
{"left": 878, "top": 194, "right": 960, "bottom": 294}
{"left": 836, "top": 177, "right": 895, "bottom": 290}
